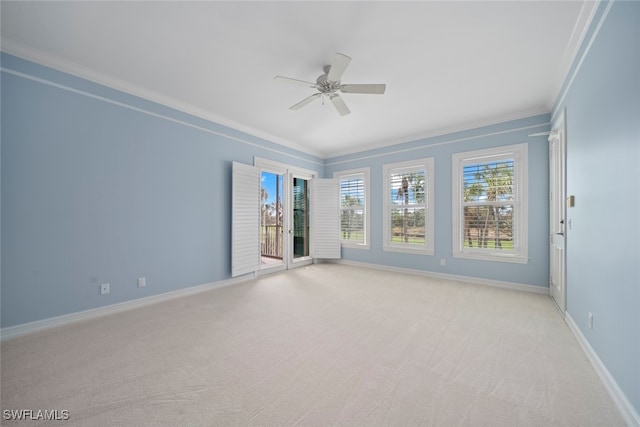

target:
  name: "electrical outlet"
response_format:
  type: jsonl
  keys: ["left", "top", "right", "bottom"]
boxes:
{"left": 440, "top": 259, "right": 446, "bottom": 266}
{"left": 100, "top": 283, "right": 110, "bottom": 295}
{"left": 588, "top": 312, "right": 593, "bottom": 330}
{"left": 138, "top": 277, "right": 146, "bottom": 288}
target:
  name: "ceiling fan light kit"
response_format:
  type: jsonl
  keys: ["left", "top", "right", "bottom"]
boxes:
{"left": 275, "top": 53, "right": 386, "bottom": 116}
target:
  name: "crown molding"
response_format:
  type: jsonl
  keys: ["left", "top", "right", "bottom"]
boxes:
{"left": 546, "top": 0, "right": 600, "bottom": 111}
{"left": 1, "top": 41, "right": 326, "bottom": 159}
{"left": 326, "top": 106, "right": 549, "bottom": 160}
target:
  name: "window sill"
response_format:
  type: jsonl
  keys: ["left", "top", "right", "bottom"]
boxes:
{"left": 452, "top": 251, "right": 528, "bottom": 264}
{"left": 341, "top": 242, "right": 370, "bottom": 250}
{"left": 383, "top": 246, "right": 434, "bottom": 256}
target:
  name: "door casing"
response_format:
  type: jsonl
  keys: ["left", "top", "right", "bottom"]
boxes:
{"left": 549, "top": 111, "right": 567, "bottom": 314}
{"left": 255, "top": 157, "right": 316, "bottom": 273}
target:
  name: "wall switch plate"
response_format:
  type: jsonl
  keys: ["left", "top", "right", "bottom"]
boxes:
{"left": 588, "top": 312, "right": 593, "bottom": 330}
{"left": 138, "top": 277, "right": 146, "bottom": 288}
{"left": 100, "top": 283, "right": 110, "bottom": 295}
{"left": 567, "top": 195, "right": 575, "bottom": 207}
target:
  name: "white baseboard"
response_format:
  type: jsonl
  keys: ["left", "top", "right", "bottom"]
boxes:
{"left": 0, "top": 274, "right": 255, "bottom": 342}
{"left": 0, "top": 261, "right": 547, "bottom": 341}
{"left": 330, "top": 259, "right": 549, "bottom": 294}
{"left": 565, "top": 313, "right": 640, "bottom": 427}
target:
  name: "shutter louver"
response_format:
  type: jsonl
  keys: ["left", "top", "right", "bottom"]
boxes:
{"left": 339, "top": 176, "right": 365, "bottom": 243}
{"left": 232, "top": 161, "right": 260, "bottom": 277}
{"left": 462, "top": 159, "right": 516, "bottom": 251}
{"left": 311, "top": 179, "right": 341, "bottom": 259}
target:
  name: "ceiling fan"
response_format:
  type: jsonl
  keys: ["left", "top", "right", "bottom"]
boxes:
{"left": 274, "top": 53, "right": 386, "bottom": 116}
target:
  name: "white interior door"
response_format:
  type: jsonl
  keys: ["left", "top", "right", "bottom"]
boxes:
{"left": 549, "top": 112, "right": 567, "bottom": 313}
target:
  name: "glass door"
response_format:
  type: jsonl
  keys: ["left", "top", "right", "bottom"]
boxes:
{"left": 292, "top": 177, "right": 310, "bottom": 260}
{"left": 256, "top": 158, "right": 317, "bottom": 273}
{"left": 260, "top": 170, "right": 286, "bottom": 273}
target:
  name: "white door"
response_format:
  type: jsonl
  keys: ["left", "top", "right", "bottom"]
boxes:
{"left": 549, "top": 112, "right": 567, "bottom": 313}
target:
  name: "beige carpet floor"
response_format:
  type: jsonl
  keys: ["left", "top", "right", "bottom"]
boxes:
{"left": 1, "top": 264, "right": 625, "bottom": 426}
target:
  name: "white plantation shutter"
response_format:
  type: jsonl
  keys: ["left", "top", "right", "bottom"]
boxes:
{"left": 232, "top": 161, "right": 260, "bottom": 277}
{"left": 311, "top": 179, "right": 341, "bottom": 259}
{"left": 462, "top": 160, "right": 516, "bottom": 251}
{"left": 339, "top": 175, "right": 365, "bottom": 243}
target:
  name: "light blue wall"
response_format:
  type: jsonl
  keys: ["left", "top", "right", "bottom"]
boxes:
{"left": 1, "top": 53, "right": 323, "bottom": 327}
{"left": 2, "top": 0, "right": 637, "bottom": 418}
{"left": 3, "top": 3, "right": 638, "bottom": 416}
{"left": 1, "top": 52, "right": 552, "bottom": 329}
{"left": 552, "top": 0, "right": 640, "bottom": 416}
{"left": 325, "top": 115, "right": 551, "bottom": 287}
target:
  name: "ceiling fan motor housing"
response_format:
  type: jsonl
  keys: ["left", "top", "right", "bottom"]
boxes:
{"left": 316, "top": 74, "right": 342, "bottom": 95}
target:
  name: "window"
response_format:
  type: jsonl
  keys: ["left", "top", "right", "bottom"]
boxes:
{"left": 334, "top": 168, "right": 370, "bottom": 249}
{"left": 452, "top": 143, "right": 528, "bottom": 263}
{"left": 383, "top": 158, "right": 434, "bottom": 254}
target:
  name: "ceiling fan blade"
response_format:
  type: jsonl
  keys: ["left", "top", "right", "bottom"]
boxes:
{"left": 340, "top": 84, "right": 386, "bottom": 94}
{"left": 274, "top": 76, "right": 317, "bottom": 88}
{"left": 290, "top": 93, "right": 321, "bottom": 110}
{"left": 326, "top": 53, "right": 351, "bottom": 81}
{"left": 330, "top": 94, "right": 350, "bottom": 116}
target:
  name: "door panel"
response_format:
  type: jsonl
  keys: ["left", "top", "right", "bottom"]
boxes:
{"left": 549, "top": 112, "right": 567, "bottom": 313}
{"left": 232, "top": 162, "right": 261, "bottom": 277}
{"left": 260, "top": 171, "right": 285, "bottom": 272}
{"left": 292, "top": 177, "right": 310, "bottom": 259}
{"left": 311, "top": 179, "right": 341, "bottom": 259}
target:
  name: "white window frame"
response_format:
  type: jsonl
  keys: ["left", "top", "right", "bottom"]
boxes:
{"left": 382, "top": 158, "right": 435, "bottom": 255}
{"left": 334, "top": 167, "right": 370, "bottom": 249}
{"left": 451, "top": 143, "right": 528, "bottom": 264}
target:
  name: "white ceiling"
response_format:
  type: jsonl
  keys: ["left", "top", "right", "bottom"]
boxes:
{"left": 1, "top": 1, "right": 596, "bottom": 158}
